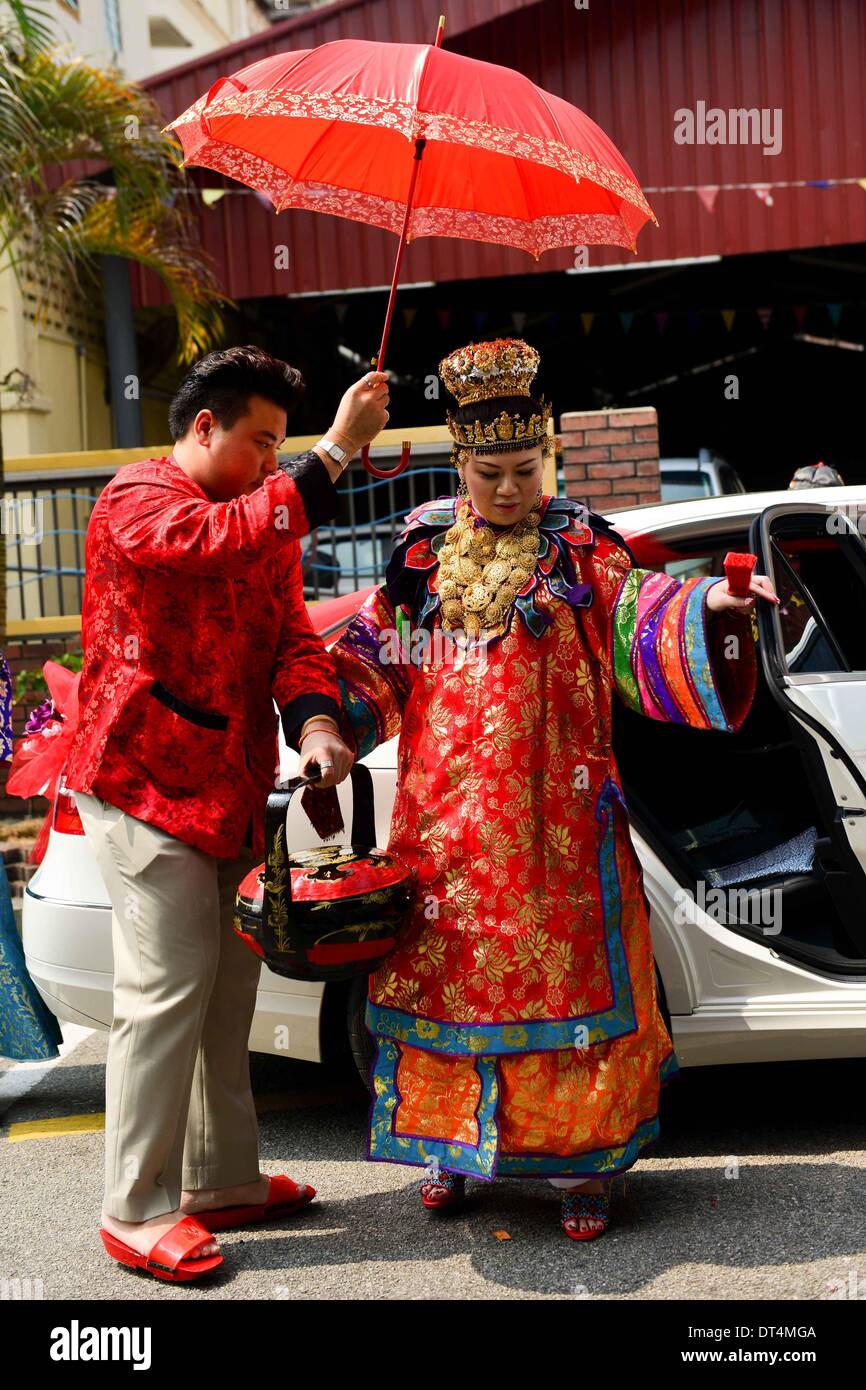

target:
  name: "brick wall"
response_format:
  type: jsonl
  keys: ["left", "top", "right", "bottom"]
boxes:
{"left": 1, "top": 636, "right": 82, "bottom": 820}
{"left": 559, "top": 406, "right": 661, "bottom": 510}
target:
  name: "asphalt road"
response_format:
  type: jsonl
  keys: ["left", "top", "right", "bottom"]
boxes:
{"left": 2, "top": 1025, "right": 865, "bottom": 1301}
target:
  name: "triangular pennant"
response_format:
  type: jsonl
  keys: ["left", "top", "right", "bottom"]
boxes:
{"left": 580, "top": 312, "right": 594, "bottom": 334}
{"left": 721, "top": 309, "right": 736, "bottom": 332}
{"left": 334, "top": 302, "right": 349, "bottom": 324}
{"left": 437, "top": 308, "right": 452, "bottom": 331}
{"left": 858, "top": 179, "right": 866, "bottom": 193}
{"left": 792, "top": 305, "right": 808, "bottom": 329}
{"left": 402, "top": 307, "right": 418, "bottom": 330}
{"left": 201, "top": 189, "right": 226, "bottom": 208}
{"left": 511, "top": 311, "right": 527, "bottom": 333}
{"left": 757, "top": 307, "right": 773, "bottom": 329}
{"left": 827, "top": 303, "right": 843, "bottom": 326}
{"left": 696, "top": 186, "right": 719, "bottom": 213}
{"left": 754, "top": 187, "right": 774, "bottom": 208}
{"left": 654, "top": 311, "right": 670, "bottom": 333}
{"left": 620, "top": 311, "right": 634, "bottom": 334}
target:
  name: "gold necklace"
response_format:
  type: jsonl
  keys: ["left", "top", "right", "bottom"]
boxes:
{"left": 436, "top": 496, "right": 542, "bottom": 636}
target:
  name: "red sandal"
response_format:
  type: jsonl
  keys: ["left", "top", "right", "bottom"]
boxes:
{"left": 419, "top": 1168, "right": 466, "bottom": 1210}
{"left": 560, "top": 1184, "right": 610, "bottom": 1242}
{"left": 100, "top": 1215, "right": 223, "bottom": 1282}
{"left": 192, "top": 1174, "right": 316, "bottom": 1233}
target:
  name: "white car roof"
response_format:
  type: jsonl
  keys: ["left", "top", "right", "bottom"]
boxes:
{"left": 607, "top": 485, "right": 866, "bottom": 538}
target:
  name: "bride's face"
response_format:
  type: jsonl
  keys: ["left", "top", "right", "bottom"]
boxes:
{"left": 462, "top": 447, "right": 544, "bottom": 524}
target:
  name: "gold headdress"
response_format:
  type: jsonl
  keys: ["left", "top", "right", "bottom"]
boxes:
{"left": 438, "top": 338, "right": 553, "bottom": 463}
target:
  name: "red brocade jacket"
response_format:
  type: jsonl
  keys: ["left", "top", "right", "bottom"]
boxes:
{"left": 64, "top": 452, "right": 344, "bottom": 859}
{"left": 328, "top": 496, "right": 758, "bottom": 1059}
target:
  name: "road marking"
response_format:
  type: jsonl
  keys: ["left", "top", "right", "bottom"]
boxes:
{"left": 0, "top": 1023, "right": 93, "bottom": 1113}
{"left": 4, "top": 1085, "right": 360, "bottom": 1141}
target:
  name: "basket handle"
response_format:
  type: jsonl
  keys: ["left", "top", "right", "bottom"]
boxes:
{"left": 263, "top": 762, "right": 376, "bottom": 918}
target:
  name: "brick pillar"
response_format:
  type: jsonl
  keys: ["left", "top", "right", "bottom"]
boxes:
{"left": 559, "top": 407, "right": 660, "bottom": 510}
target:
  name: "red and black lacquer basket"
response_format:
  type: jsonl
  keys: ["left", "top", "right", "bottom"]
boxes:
{"left": 233, "top": 763, "right": 415, "bottom": 982}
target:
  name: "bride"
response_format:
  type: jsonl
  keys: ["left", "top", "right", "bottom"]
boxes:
{"left": 318, "top": 337, "right": 778, "bottom": 1240}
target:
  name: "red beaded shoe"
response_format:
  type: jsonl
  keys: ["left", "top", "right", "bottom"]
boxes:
{"left": 560, "top": 1183, "right": 610, "bottom": 1241}
{"left": 419, "top": 1168, "right": 466, "bottom": 1210}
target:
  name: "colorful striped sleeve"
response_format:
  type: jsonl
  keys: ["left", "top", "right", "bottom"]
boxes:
{"left": 327, "top": 585, "right": 413, "bottom": 759}
{"left": 610, "top": 566, "right": 757, "bottom": 732}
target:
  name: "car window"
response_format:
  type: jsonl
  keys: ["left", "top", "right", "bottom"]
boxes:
{"left": 662, "top": 536, "right": 749, "bottom": 584}
{"left": 768, "top": 524, "right": 866, "bottom": 674}
{"left": 660, "top": 471, "right": 714, "bottom": 502}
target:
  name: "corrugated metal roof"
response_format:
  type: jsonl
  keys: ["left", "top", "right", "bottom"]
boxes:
{"left": 132, "top": 0, "right": 866, "bottom": 307}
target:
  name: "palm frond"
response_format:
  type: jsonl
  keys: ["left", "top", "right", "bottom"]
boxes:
{"left": 0, "top": 33, "right": 232, "bottom": 364}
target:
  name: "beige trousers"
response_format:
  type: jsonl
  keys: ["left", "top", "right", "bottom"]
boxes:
{"left": 74, "top": 791, "right": 263, "bottom": 1222}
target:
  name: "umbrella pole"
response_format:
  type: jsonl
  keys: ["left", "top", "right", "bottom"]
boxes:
{"left": 361, "top": 15, "right": 445, "bottom": 480}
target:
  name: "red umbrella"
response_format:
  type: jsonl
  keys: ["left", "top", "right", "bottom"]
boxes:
{"left": 165, "top": 17, "right": 656, "bottom": 477}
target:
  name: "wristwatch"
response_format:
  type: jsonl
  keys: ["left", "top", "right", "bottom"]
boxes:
{"left": 316, "top": 437, "right": 352, "bottom": 470}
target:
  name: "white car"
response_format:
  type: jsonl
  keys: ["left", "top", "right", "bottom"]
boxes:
{"left": 23, "top": 487, "right": 866, "bottom": 1083}
{"left": 659, "top": 449, "right": 746, "bottom": 501}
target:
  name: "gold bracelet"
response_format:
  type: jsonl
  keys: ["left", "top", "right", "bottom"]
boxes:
{"left": 299, "top": 719, "right": 339, "bottom": 742}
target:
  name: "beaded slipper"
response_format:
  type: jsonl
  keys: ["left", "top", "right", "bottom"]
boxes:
{"left": 419, "top": 1168, "right": 466, "bottom": 1210}
{"left": 560, "top": 1184, "right": 610, "bottom": 1241}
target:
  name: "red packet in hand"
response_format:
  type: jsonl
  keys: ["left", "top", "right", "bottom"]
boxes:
{"left": 723, "top": 552, "right": 756, "bottom": 596}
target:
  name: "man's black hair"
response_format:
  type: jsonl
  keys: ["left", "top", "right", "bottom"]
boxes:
{"left": 168, "top": 345, "right": 306, "bottom": 441}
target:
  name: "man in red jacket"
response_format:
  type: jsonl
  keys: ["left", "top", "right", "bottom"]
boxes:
{"left": 65, "top": 345, "right": 389, "bottom": 1279}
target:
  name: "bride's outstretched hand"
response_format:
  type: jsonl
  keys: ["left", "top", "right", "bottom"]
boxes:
{"left": 706, "top": 573, "right": 780, "bottom": 612}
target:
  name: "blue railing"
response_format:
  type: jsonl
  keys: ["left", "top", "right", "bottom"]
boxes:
{"left": 3, "top": 450, "right": 460, "bottom": 620}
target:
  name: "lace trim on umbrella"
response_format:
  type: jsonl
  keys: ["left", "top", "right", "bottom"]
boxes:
{"left": 172, "top": 139, "right": 644, "bottom": 256}
{"left": 167, "top": 87, "right": 657, "bottom": 223}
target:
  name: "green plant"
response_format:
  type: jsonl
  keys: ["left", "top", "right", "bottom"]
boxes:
{"left": 14, "top": 650, "right": 83, "bottom": 703}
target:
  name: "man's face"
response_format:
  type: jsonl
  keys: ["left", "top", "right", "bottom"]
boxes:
{"left": 190, "top": 394, "right": 288, "bottom": 500}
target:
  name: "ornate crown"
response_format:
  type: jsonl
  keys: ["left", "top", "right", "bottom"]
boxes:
{"left": 438, "top": 337, "right": 553, "bottom": 452}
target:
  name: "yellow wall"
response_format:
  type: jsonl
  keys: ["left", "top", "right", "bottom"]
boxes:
{"left": 0, "top": 266, "right": 113, "bottom": 458}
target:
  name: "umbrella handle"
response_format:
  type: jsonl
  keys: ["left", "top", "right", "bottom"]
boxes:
{"left": 201, "top": 75, "right": 248, "bottom": 136}
{"left": 360, "top": 441, "right": 412, "bottom": 478}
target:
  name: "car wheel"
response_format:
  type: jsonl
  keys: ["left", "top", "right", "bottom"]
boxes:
{"left": 347, "top": 974, "right": 375, "bottom": 1092}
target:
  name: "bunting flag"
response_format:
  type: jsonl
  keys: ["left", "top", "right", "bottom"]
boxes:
{"left": 511, "top": 311, "right": 527, "bottom": 332}
{"left": 201, "top": 189, "right": 226, "bottom": 208}
{"left": 654, "top": 311, "right": 670, "bottom": 332}
{"left": 619, "top": 311, "right": 634, "bottom": 333}
{"left": 827, "top": 303, "right": 843, "bottom": 326}
{"left": 696, "top": 186, "right": 719, "bottom": 213}
{"left": 792, "top": 305, "right": 808, "bottom": 329}
{"left": 757, "top": 307, "right": 773, "bottom": 329}
{"left": 721, "top": 309, "right": 736, "bottom": 332}
{"left": 643, "top": 175, "right": 866, "bottom": 195}
{"left": 437, "top": 308, "right": 452, "bottom": 331}
{"left": 334, "top": 302, "right": 349, "bottom": 324}
{"left": 580, "top": 312, "right": 594, "bottom": 334}
{"left": 401, "top": 307, "right": 417, "bottom": 330}
{"left": 754, "top": 187, "right": 774, "bottom": 208}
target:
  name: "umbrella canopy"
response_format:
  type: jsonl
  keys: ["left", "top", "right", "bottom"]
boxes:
{"left": 165, "top": 38, "right": 657, "bottom": 260}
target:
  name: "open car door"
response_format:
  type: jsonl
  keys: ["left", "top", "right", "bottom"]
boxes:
{"left": 749, "top": 501, "right": 866, "bottom": 954}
